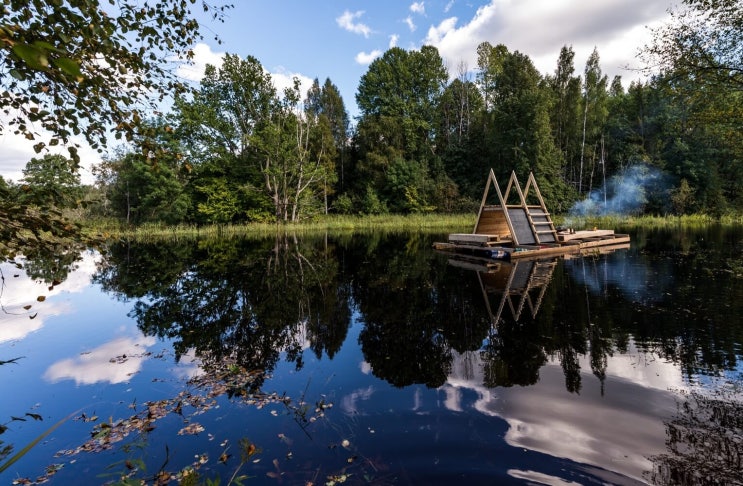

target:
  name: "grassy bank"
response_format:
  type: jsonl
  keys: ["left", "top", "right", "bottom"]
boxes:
{"left": 85, "top": 213, "right": 476, "bottom": 241}
{"left": 554, "top": 213, "right": 743, "bottom": 230}
{"left": 84, "top": 212, "right": 743, "bottom": 242}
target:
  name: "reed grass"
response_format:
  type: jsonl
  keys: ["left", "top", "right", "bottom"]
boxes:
{"left": 85, "top": 213, "right": 475, "bottom": 242}
{"left": 556, "top": 213, "right": 743, "bottom": 231}
{"left": 83, "top": 212, "right": 743, "bottom": 243}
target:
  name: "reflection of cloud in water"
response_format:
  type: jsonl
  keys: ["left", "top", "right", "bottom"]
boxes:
{"left": 0, "top": 252, "right": 99, "bottom": 343}
{"left": 168, "top": 348, "right": 204, "bottom": 380}
{"left": 565, "top": 253, "right": 673, "bottom": 303}
{"left": 441, "top": 342, "right": 682, "bottom": 482}
{"left": 359, "top": 360, "right": 372, "bottom": 374}
{"left": 341, "top": 386, "right": 375, "bottom": 414}
{"left": 508, "top": 469, "right": 582, "bottom": 485}
{"left": 44, "top": 335, "right": 157, "bottom": 385}
{"left": 0, "top": 315, "right": 45, "bottom": 344}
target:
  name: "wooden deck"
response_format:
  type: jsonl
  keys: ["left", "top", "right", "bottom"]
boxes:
{"left": 434, "top": 169, "right": 630, "bottom": 262}
{"left": 435, "top": 230, "right": 630, "bottom": 261}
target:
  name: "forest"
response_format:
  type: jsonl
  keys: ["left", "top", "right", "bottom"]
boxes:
{"left": 1, "top": 0, "right": 741, "bottom": 233}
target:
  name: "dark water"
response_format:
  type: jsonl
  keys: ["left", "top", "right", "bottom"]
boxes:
{"left": 1, "top": 226, "right": 742, "bottom": 485}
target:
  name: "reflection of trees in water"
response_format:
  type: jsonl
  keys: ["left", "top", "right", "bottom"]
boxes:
{"left": 92, "top": 229, "right": 743, "bottom": 397}
{"left": 649, "top": 389, "right": 743, "bottom": 485}
{"left": 95, "top": 236, "right": 350, "bottom": 389}
{"left": 481, "top": 320, "right": 546, "bottom": 387}
{"left": 349, "top": 234, "right": 492, "bottom": 388}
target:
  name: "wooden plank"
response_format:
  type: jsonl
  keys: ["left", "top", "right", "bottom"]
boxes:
{"left": 577, "top": 234, "right": 630, "bottom": 249}
{"left": 563, "top": 242, "right": 631, "bottom": 259}
{"left": 449, "top": 233, "right": 495, "bottom": 244}
{"left": 557, "top": 229, "right": 615, "bottom": 242}
{"left": 510, "top": 245, "right": 580, "bottom": 260}
{"left": 447, "top": 258, "right": 502, "bottom": 272}
{"left": 475, "top": 210, "right": 510, "bottom": 237}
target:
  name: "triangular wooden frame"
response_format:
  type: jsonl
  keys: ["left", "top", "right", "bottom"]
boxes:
{"left": 473, "top": 170, "right": 558, "bottom": 246}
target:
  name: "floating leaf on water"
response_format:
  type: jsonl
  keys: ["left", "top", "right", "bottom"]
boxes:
{"left": 36, "top": 295, "right": 46, "bottom": 302}
{"left": 23, "top": 305, "right": 32, "bottom": 310}
{"left": 178, "top": 423, "right": 205, "bottom": 435}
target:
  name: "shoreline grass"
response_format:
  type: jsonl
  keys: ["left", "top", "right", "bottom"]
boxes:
{"left": 83, "top": 212, "right": 743, "bottom": 242}
{"left": 84, "top": 213, "right": 476, "bottom": 241}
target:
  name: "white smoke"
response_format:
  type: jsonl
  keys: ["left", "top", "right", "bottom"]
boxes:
{"left": 568, "top": 164, "right": 671, "bottom": 217}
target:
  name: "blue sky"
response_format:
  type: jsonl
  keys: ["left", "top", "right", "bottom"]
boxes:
{"left": 1, "top": 0, "right": 675, "bottom": 183}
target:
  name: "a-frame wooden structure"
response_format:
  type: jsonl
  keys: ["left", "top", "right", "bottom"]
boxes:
{"left": 470, "top": 170, "right": 558, "bottom": 246}
{"left": 481, "top": 259, "right": 557, "bottom": 323}
{"left": 440, "top": 169, "right": 630, "bottom": 260}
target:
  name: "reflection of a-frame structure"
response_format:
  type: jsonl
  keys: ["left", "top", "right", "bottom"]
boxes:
{"left": 449, "top": 257, "right": 557, "bottom": 324}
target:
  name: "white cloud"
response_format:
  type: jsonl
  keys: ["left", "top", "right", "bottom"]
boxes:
{"left": 410, "top": 2, "right": 425, "bottom": 15}
{"left": 425, "top": 16, "right": 459, "bottom": 45}
{"left": 0, "top": 128, "right": 102, "bottom": 185}
{"left": 405, "top": 16, "right": 416, "bottom": 32}
{"left": 389, "top": 34, "right": 399, "bottom": 48}
{"left": 270, "top": 67, "right": 314, "bottom": 99}
{"left": 176, "top": 42, "right": 225, "bottom": 82}
{"left": 444, "top": 0, "right": 455, "bottom": 13}
{"left": 177, "top": 43, "right": 313, "bottom": 101}
{"left": 355, "top": 49, "right": 383, "bottom": 65}
{"left": 44, "top": 335, "right": 158, "bottom": 385}
{"left": 336, "top": 10, "right": 372, "bottom": 38}
{"left": 424, "top": 0, "right": 672, "bottom": 87}
{"left": 0, "top": 252, "right": 100, "bottom": 343}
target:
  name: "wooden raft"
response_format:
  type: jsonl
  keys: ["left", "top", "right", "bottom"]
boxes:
{"left": 437, "top": 169, "right": 630, "bottom": 261}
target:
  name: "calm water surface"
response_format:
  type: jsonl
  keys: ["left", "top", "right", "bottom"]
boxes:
{"left": 1, "top": 226, "right": 742, "bottom": 485}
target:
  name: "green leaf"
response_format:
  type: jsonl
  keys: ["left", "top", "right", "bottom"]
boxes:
{"left": 12, "top": 44, "right": 49, "bottom": 70}
{"left": 52, "top": 58, "right": 84, "bottom": 80}
{"left": 32, "top": 40, "right": 64, "bottom": 54}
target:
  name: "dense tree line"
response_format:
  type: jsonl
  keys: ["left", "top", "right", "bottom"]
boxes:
{"left": 1, "top": 0, "right": 741, "bottom": 230}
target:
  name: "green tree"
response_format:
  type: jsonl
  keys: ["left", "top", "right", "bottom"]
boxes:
{"left": 1, "top": 157, "right": 81, "bottom": 258}
{"left": 437, "top": 71, "right": 486, "bottom": 200}
{"left": 97, "top": 120, "right": 191, "bottom": 224}
{"left": 640, "top": 0, "right": 742, "bottom": 214}
{"left": 250, "top": 79, "right": 336, "bottom": 221}
{"left": 477, "top": 43, "right": 572, "bottom": 210}
{"left": 644, "top": 0, "right": 742, "bottom": 92}
{"left": 578, "top": 48, "right": 609, "bottom": 195}
{"left": 354, "top": 46, "right": 448, "bottom": 211}
{"left": 176, "top": 54, "right": 333, "bottom": 222}
{"left": 19, "top": 153, "right": 82, "bottom": 208}
{"left": 306, "top": 78, "right": 349, "bottom": 195}
{"left": 356, "top": 46, "right": 446, "bottom": 162}
{"left": 0, "top": 0, "right": 232, "bottom": 161}
{"left": 175, "top": 54, "right": 275, "bottom": 221}
{"left": 547, "top": 46, "right": 583, "bottom": 189}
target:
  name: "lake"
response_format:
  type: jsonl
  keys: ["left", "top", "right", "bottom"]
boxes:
{"left": 1, "top": 225, "right": 742, "bottom": 485}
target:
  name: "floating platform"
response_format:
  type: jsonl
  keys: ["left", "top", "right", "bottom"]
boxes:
{"left": 434, "top": 169, "right": 630, "bottom": 261}
{"left": 434, "top": 232, "right": 630, "bottom": 261}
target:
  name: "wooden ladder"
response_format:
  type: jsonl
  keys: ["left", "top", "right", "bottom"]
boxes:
{"left": 522, "top": 173, "right": 559, "bottom": 244}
